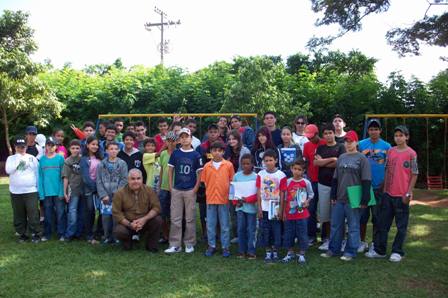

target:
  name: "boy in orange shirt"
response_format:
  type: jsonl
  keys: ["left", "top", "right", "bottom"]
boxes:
{"left": 201, "top": 141, "right": 235, "bottom": 257}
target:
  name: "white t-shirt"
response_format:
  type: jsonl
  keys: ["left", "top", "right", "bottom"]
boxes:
{"left": 212, "top": 161, "right": 222, "bottom": 170}
{"left": 5, "top": 153, "right": 39, "bottom": 194}
{"left": 256, "top": 169, "right": 286, "bottom": 211}
{"left": 192, "top": 136, "right": 201, "bottom": 150}
{"left": 293, "top": 132, "right": 309, "bottom": 153}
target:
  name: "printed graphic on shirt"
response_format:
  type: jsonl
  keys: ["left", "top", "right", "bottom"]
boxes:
{"left": 72, "top": 163, "right": 81, "bottom": 174}
{"left": 134, "top": 159, "right": 142, "bottom": 168}
{"left": 361, "top": 148, "right": 387, "bottom": 164}
{"left": 280, "top": 147, "right": 297, "bottom": 164}
{"left": 288, "top": 187, "right": 307, "bottom": 215}
{"left": 262, "top": 176, "right": 281, "bottom": 201}
{"left": 16, "top": 158, "right": 34, "bottom": 172}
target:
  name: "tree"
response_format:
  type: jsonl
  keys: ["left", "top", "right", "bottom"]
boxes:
{"left": 0, "top": 10, "right": 63, "bottom": 155}
{"left": 307, "top": 0, "right": 448, "bottom": 56}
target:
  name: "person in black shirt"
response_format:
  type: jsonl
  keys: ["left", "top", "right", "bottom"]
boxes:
{"left": 263, "top": 111, "right": 282, "bottom": 147}
{"left": 117, "top": 132, "right": 147, "bottom": 183}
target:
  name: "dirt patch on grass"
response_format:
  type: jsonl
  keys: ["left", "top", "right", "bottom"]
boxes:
{"left": 400, "top": 278, "right": 447, "bottom": 297}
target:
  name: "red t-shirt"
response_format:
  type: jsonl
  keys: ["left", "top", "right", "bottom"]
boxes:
{"left": 303, "top": 139, "right": 326, "bottom": 182}
{"left": 280, "top": 177, "right": 312, "bottom": 220}
{"left": 154, "top": 134, "right": 165, "bottom": 153}
{"left": 384, "top": 147, "right": 418, "bottom": 197}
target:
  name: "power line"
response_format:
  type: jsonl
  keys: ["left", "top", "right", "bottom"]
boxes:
{"left": 144, "top": 6, "right": 181, "bottom": 65}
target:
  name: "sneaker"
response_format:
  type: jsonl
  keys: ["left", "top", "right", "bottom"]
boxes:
{"left": 31, "top": 234, "right": 40, "bottom": 243}
{"left": 185, "top": 245, "right": 195, "bottom": 254}
{"left": 297, "top": 254, "right": 306, "bottom": 264}
{"left": 17, "top": 234, "right": 29, "bottom": 243}
{"left": 318, "top": 239, "right": 330, "bottom": 251}
{"left": 158, "top": 238, "right": 168, "bottom": 244}
{"left": 88, "top": 239, "right": 99, "bottom": 245}
{"left": 264, "top": 251, "right": 273, "bottom": 263}
{"left": 247, "top": 253, "right": 257, "bottom": 260}
{"left": 15, "top": 232, "right": 20, "bottom": 237}
{"left": 164, "top": 246, "right": 182, "bottom": 254}
{"left": 40, "top": 236, "right": 49, "bottom": 242}
{"left": 204, "top": 246, "right": 216, "bottom": 257}
{"left": 236, "top": 253, "right": 246, "bottom": 259}
{"left": 320, "top": 251, "right": 334, "bottom": 258}
{"left": 308, "top": 238, "right": 316, "bottom": 246}
{"left": 281, "top": 253, "right": 295, "bottom": 263}
{"left": 340, "top": 255, "right": 353, "bottom": 261}
{"left": 222, "top": 249, "right": 231, "bottom": 258}
{"left": 357, "top": 241, "right": 368, "bottom": 253}
{"left": 389, "top": 253, "right": 402, "bottom": 262}
{"left": 132, "top": 234, "right": 140, "bottom": 241}
{"left": 59, "top": 236, "right": 65, "bottom": 242}
{"left": 341, "top": 239, "right": 347, "bottom": 252}
{"left": 102, "top": 239, "right": 112, "bottom": 245}
{"left": 368, "top": 242, "right": 375, "bottom": 254}
{"left": 365, "top": 249, "right": 386, "bottom": 259}
{"left": 230, "top": 237, "right": 238, "bottom": 244}
{"left": 272, "top": 251, "right": 279, "bottom": 262}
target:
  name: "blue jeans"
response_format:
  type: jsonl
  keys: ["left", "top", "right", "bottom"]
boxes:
{"left": 206, "top": 204, "right": 230, "bottom": 249}
{"left": 307, "top": 182, "right": 319, "bottom": 240}
{"left": 158, "top": 190, "right": 171, "bottom": 219}
{"left": 83, "top": 192, "right": 101, "bottom": 240}
{"left": 237, "top": 211, "right": 256, "bottom": 254}
{"left": 261, "top": 211, "right": 282, "bottom": 249}
{"left": 43, "top": 196, "right": 67, "bottom": 239}
{"left": 328, "top": 201, "right": 361, "bottom": 257}
{"left": 66, "top": 194, "right": 82, "bottom": 239}
{"left": 283, "top": 218, "right": 308, "bottom": 252}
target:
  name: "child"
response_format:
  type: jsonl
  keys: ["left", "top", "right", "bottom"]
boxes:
{"left": 100, "top": 125, "right": 124, "bottom": 158}
{"left": 96, "top": 142, "right": 128, "bottom": 244}
{"left": 114, "top": 118, "right": 124, "bottom": 142}
{"left": 155, "top": 118, "right": 170, "bottom": 153}
{"left": 201, "top": 141, "right": 235, "bottom": 257}
{"left": 118, "top": 131, "right": 146, "bottom": 182}
{"left": 366, "top": 125, "right": 418, "bottom": 262}
{"left": 252, "top": 126, "right": 281, "bottom": 173}
{"left": 98, "top": 121, "right": 110, "bottom": 142}
{"left": 142, "top": 138, "right": 161, "bottom": 192}
{"left": 80, "top": 136, "right": 102, "bottom": 244}
{"left": 6, "top": 137, "right": 41, "bottom": 243}
{"left": 321, "top": 130, "right": 371, "bottom": 261}
{"left": 280, "top": 160, "right": 314, "bottom": 264}
{"left": 278, "top": 126, "right": 303, "bottom": 177}
{"left": 53, "top": 129, "right": 68, "bottom": 158}
{"left": 38, "top": 137, "right": 66, "bottom": 241}
{"left": 165, "top": 128, "right": 203, "bottom": 254}
{"left": 63, "top": 139, "right": 83, "bottom": 241}
{"left": 232, "top": 153, "right": 258, "bottom": 259}
{"left": 314, "top": 123, "right": 345, "bottom": 251}
{"left": 256, "top": 149, "right": 286, "bottom": 263}
{"left": 158, "top": 131, "right": 178, "bottom": 243}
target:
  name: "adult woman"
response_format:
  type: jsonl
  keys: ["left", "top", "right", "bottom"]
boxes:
{"left": 224, "top": 129, "right": 251, "bottom": 172}
{"left": 292, "top": 115, "right": 309, "bottom": 152}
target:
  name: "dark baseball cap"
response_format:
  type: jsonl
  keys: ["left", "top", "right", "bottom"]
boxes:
{"left": 25, "top": 126, "right": 38, "bottom": 135}
{"left": 207, "top": 123, "right": 219, "bottom": 131}
{"left": 46, "top": 136, "right": 57, "bottom": 145}
{"left": 394, "top": 125, "right": 409, "bottom": 136}
{"left": 367, "top": 118, "right": 381, "bottom": 128}
{"left": 14, "top": 137, "right": 26, "bottom": 147}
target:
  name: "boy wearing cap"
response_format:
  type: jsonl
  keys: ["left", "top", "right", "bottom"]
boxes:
{"left": 367, "top": 125, "right": 418, "bottom": 262}
{"left": 25, "top": 126, "right": 44, "bottom": 160}
{"left": 38, "top": 137, "right": 66, "bottom": 241}
{"left": 358, "top": 119, "right": 391, "bottom": 253}
{"left": 6, "top": 137, "right": 41, "bottom": 243}
{"left": 302, "top": 124, "right": 326, "bottom": 244}
{"left": 158, "top": 131, "right": 178, "bottom": 243}
{"left": 165, "top": 128, "right": 203, "bottom": 254}
{"left": 202, "top": 141, "right": 235, "bottom": 257}
{"left": 321, "top": 131, "right": 371, "bottom": 261}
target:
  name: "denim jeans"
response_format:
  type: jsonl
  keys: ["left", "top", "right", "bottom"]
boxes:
{"left": 229, "top": 202, "right": 238, "bottom": 239}
{"left": 158, "top": 190, "right": 171, "bottom": 219}
{"left": 360, "top": 189, "right": 382, "bottom": 243}
{"left": 237, "top": 211, "right": 256, "bottom": 254}
{"left": 207, "top": 204, "right": 230, "bottom": 249}
{"left": 261, "top": 211, "right": 282, "bottom": 249}
{"left": 66, "top": 194, "right": 81, "bottom": 239}
{"left": 83, "top": 192, "right": 101, "bottom": 240}
{"left": 43, "top": 196, "right": 67, "bottom": 239}
{"left": 283, "top": 218, "right": 308, "bottom": 252}
{"left": 102, "top": 214, "right": 114, "bottom": 242}
{"left": 375, "top": 193, "right": 410, "bottom": 256}
{"left": 307, "top": 182, "right": 319, "bottom": 240}
{"left": 328, "top": 201, "right": 361, "bottom": 257}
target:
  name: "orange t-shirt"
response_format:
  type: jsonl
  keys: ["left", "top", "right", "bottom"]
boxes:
{"left": 201, "top": 160, "right": 235, "bottom": 204}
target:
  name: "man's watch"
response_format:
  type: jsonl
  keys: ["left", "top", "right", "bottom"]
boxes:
{"left": 405, "top": 193, "right": 411, "bottom": 199}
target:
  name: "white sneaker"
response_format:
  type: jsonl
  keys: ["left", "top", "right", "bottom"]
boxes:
{"left": 341, "top": 239, "right": 347, "bottom": 252}
{"left": 368, "top": 242, "right": 375, "bottom": 254}
{"left": 318, "top": 239, "right": 329, "bottom": 251}
{"left": 164, "top": 246, "right": 182, "bottom": 254}
{"left": 132, "top": 234, "right": 140, "bottom": 241}
{"left": 389, "top": 253, "right": 402, "bottom": 262}
{"left": 230, "top": 237, "right": 239, "bottom": 244}
{"left": 41, "top": 236, "right": 49, "bottom": 242}
{"left": 357, "top": 241, "right": 368, "bottom": 253}
{"left": 185, "top": 245, "right": 195, "bottom": 254}
{"left": 365, "top": 249, "right": 386, "bottom": 259}
{"left": 340, "top": 255, "right": 353, "bottom": 261}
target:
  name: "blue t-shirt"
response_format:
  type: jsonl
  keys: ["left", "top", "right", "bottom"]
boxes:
{"left": 168, "top": 148, "right": 203, "bottom": 190}
{"left": 358, "top": 138, "right": 391, "bottom": 189}
{"left": 232, "top": 171, "right": 258, "bottom": 214}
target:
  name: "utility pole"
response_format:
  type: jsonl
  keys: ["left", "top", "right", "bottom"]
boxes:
{"left": 145, "top": 7, "right": 181, "bottom": 65}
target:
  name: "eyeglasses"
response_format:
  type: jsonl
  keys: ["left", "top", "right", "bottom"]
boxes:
{"left": 296, "top": 122, "right": 305, "bottom": 125}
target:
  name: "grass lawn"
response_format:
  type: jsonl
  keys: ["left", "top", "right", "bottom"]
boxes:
{"left": 0, "top": 176, "right": 447, "bottom": 297}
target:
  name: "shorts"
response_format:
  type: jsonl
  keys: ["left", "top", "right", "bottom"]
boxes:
{"left": 318, "top": 183, "right": 332, "bottom": 223}
{"left": 158, "top": 189, "right": 171, "bottom": 219}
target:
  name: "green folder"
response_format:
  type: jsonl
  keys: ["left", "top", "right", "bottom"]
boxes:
{"left": 347, "top": 185, "right": 376, "bottom": 208}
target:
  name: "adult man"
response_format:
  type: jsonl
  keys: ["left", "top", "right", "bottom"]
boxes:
{"left": 112, "top": 169, "right": 162, "bottom": 251}
{"left": 333, "top": 114, "right": 347, "bottom": 144}
{"left": 25, "top": 126, "right": 44, "bottom": 160}
{"left": 134, "top": 121, "right": 149, "bottom": 152}
{"left": 263, "top": 111, "right": 282, "bottom": 146}
{"left": 358, "top": 118, "right": 391, "bottom": 253}
{"left": 230, "top": 115, "right": 255, "bottom": 151}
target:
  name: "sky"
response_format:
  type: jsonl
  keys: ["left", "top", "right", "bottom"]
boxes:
{"left": 1, "top": 0, "right": 447, "bottom": 82}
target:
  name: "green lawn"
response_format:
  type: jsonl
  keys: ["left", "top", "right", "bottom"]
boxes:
{"left": 0, "top": 177, "right": 447, "bottom": 297}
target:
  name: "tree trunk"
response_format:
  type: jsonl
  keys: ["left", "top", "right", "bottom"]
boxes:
{"left": 1, "top": 107, "right": 12, "bottom": 156}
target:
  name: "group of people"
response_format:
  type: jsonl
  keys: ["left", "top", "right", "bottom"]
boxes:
{"left": 6, "top": 112, "right": 418, "bottom": 264}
